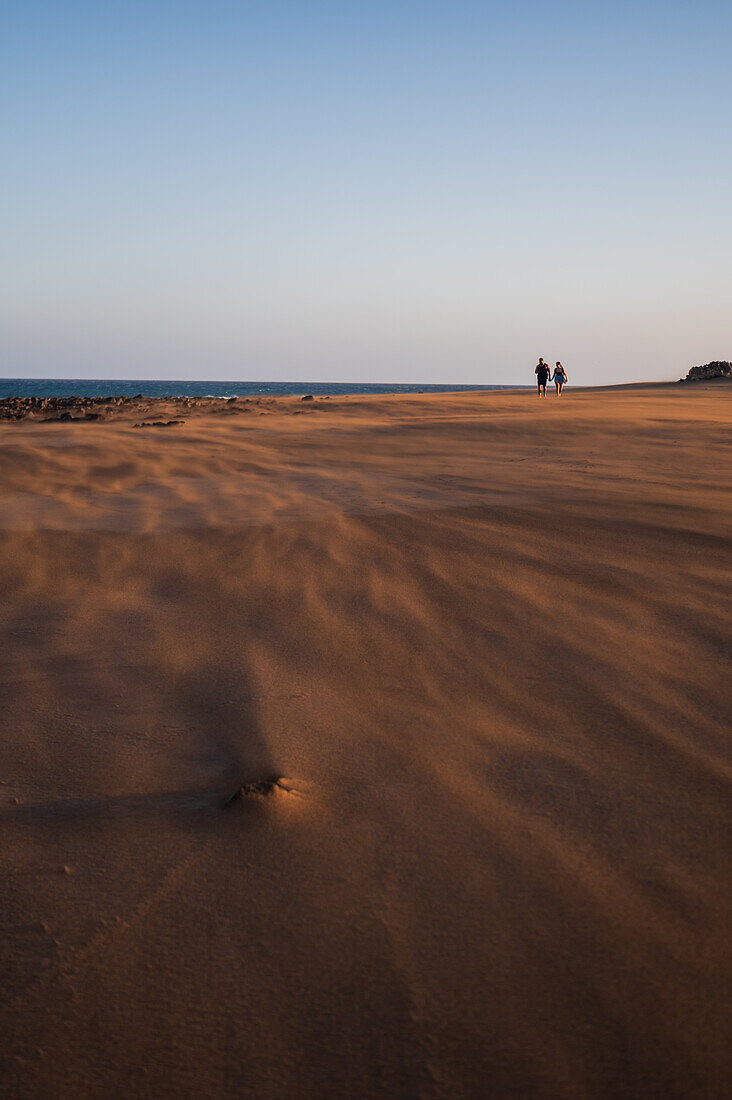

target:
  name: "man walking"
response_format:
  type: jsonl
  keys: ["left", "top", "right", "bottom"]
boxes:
{"left": 535, "top": 358, "right": 550, "bottom": 396}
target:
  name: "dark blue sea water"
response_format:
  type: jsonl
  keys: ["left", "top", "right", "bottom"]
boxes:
{"left": 0, "top": 378, "right": 521, "bottom": 400}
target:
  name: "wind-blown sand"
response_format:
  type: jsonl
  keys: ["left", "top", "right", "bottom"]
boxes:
{"left": 1, "top": 383, "right": 730, "bottom": 1098}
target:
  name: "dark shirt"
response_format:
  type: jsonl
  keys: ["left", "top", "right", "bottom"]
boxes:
{"left": 535, "top": 364, "right": 550, "bottom": 382}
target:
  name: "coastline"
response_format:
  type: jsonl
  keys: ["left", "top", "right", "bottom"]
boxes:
{"left": 0, "top": 379, "right": 527, "bottom": 404}
{"left": 0, "top": 377, "right": 720, "bottom": 426}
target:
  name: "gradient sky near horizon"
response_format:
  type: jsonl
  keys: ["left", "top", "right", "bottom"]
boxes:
{"left": 2, "top": 1, "right": 730, "bottom": 384}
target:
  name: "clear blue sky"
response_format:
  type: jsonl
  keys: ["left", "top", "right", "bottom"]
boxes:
{"left": 2, "top": 1, "right": 730, "bottom": 384}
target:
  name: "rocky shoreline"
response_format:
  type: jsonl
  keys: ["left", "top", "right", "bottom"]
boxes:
{"left": 0, "top": 393, "right": 274, "bottom": 423}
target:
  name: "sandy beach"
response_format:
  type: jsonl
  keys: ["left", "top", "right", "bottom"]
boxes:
{"left": 1, "top": 382, "right": 730, "bottom": 1098}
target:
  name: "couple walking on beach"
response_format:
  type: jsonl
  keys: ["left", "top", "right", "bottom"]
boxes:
{"left": 535, "top": 358, "right": 567, "bottom": 396}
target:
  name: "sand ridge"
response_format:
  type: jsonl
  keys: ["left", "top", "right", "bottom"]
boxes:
{"left": 1, "top": 383, "right": 730, "bottom": 1097}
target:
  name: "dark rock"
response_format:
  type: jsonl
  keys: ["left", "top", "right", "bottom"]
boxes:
{"left": 301, "top": 394, "right": 314, "bottom": 401}
{"left": 223, "top": 778, "right": 285, "bottom": 806}
{"left": 680, "top": 360, "right": 732, "bottom": 382}
{"left": 132, "top": 420, "right": 184, "bottom": 428}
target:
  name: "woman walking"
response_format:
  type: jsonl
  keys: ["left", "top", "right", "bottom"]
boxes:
{"left": 552, "top": 362, "right": 567, "bottom": 395}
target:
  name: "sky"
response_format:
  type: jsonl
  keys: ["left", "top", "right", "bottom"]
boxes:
{"left": 2, "top": 0, "right": 730, "bottom": 385}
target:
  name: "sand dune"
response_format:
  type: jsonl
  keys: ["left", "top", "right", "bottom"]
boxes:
{"left": 1, "top": 384, "right": 730, "bottom": 1097}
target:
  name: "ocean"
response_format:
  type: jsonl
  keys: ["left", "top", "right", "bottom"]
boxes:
{"left": 0, "top": 379, "right": 521, "bottom": 401}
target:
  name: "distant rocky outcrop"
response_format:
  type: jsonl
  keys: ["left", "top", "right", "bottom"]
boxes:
{"left": 679, "top": 361, "right": 732, "bottom": 382}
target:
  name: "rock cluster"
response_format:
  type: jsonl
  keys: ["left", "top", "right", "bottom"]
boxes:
{"left": 0, "top": 392, "right": 287, "bottom": 424}
{"left": 679, "top": 361, "right": 732, "bottom": 383}
{"left": 0, "top": 394, "right": 243, "bottom": 423}
{"left": 0, "top": 394, "right": 135, "bottom": 421}
{"left": 133, "top": 420, "right": 184, "bottom": 428}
